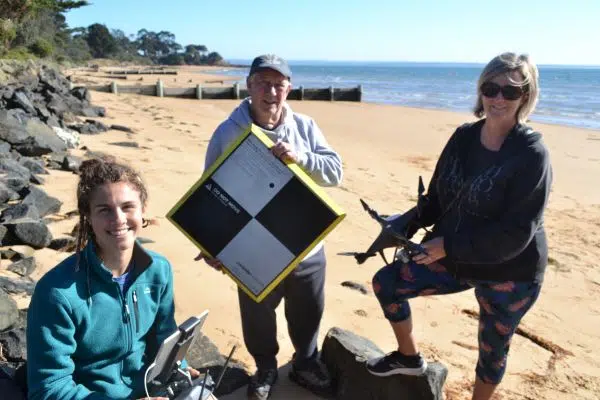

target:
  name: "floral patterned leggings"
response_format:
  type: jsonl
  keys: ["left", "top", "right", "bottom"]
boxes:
{"left": 372, "top": 260, "right": 541, "bottom": 384}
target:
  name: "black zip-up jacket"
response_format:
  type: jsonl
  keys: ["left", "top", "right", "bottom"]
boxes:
{"left": 416, "top": 119, "right": 552, "bottom": 282}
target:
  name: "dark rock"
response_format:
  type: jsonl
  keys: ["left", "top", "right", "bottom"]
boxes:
{"left": 45, "top": 114, "right": 61, "bottom": 128}
{"left": 1, "top": 203, "right": 40, "bottom": 223}
{"left": 0, "top": 109, "right": 33, "bottom": 145}
{"left": 341, "top": 281, "right": 369, "bottom": 295}
{"left": 0, "top": 246, "right": 34, "bottom": 261}
{"left": 45, "top": 159, "right": 62, "bottom": 171}
{"left": 0, "top": 140, "right": 11, "bottom": 153}
{"left": 81, "top": 106, "right": 106, "bottom": 117}
{"left": 34, "top": 105, "right": 51, "bottom": 120}
{"left": 70, "top": 86, "right": 91, "bottom": 103}
{"left": 0, "top": 157, "right": 31, "bottom": 181}
{"left": 1, "top": 175, "right": 29, "bottom": 196}
{"left": 198, "top": 365, "right": 250, "bottom": 397}
{"left": 0, "top": 108, "right": 66, "bottom": 156}
{"left": 29, "top": 174, "right": 45, "bottom": 185}
{"left": 22, "top": 185, "right": 62, "bottom": 217}
{"left": 0, "top": 86, "right": 15, "bottom": 100}
{"left": 186, "top": 333, "right": 225, "bottom": 367}
{"left": 70, "top": 120, "right": 108, "bottom": 135}
{"left": 85, "top": 149, "right": 109, "bottom": 159}
{"left": 6, "top": 219, "right": 53, "bottom": 249}
{"left": 0, "top": 182, "right": 16, "bottom": 204}
{"left": 0, "top": 325, "right": 27, "bottom": 364}
{"left": 110, "top": 141, "right": 139, "bottom": 148}
{"left": 186, "top": 333, "right": 250, "bottom": 396}
{"left": 39, "top": 65, "right": 70, "bottom": 95}
{"left": 19, "top": 157, "right": 48, "bottom": 175}
{"left": 48, "top": 237, "right": 76, "bottom": 252}
{"left": 12, "top": 118, "right": 67, "bottom": 157}
{"left": 46, "top": 92, "right": 70, "bottom": 117}
{"left": 6, "top": 257, "right": 36, "bottom": 277}
{"left": 0, "top": 276, "right": 35, "bottom": 295}
{"left": 0, "top": 289, "right": 19, "bottom": 331}
{"left": 321, "top": 327, "right": 448, "bottom": 400}
{"left": 47, "top": 151, "right": 67, "bottom": 165}
{"left": 8, "top": 89, "right": 36, "bottom": 115}
{"left": 0, "top": 225, "right": 7, "bottom": 245}
{"left": 62, "top": 155, "right": 82, "bottom": 173}
{"left": 0, "top": 248, "right": 20, "bottom": 260}
{"left": 110, "top": 124, "right": 134, "bottom": 133}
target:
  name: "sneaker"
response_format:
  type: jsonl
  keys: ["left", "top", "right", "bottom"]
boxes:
{"left": 288, "top": 358, "right": 333, "bottom": 397}
{"left": 366, "top": 351, "right": 427, "bottom": 377}
{"left": 247, "top": 368, "right": 278, "bottom": 400}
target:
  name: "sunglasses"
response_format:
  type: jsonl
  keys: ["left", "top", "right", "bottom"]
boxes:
{"left": 480, "top": 82, "right": 525, "bottom": 101}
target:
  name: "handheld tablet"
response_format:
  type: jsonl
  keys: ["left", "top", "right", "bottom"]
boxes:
{"left": 146, "top": 310, "right": 209, "bottom": 384}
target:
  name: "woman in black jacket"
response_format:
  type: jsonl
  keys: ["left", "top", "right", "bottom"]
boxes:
{"left": 367, "top": 53, "right": 552, "bottom": 400}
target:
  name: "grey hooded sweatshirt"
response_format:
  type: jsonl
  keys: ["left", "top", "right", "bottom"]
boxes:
{"left": 204, "top": 97, "right": 343, "bottom": 258}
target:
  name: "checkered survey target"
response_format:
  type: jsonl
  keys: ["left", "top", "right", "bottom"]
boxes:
{"left": 167, "top": 124, "right": 345, "bottom": 302}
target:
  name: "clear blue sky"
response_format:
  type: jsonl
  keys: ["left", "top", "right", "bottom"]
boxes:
{"left": 66, "top": 0, "right": 600, "bottom": 66}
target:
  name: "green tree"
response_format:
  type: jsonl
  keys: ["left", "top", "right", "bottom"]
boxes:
{"left": 136, "top": 29, "right": 181, "bottom": 63}
{"left": 0, "top": 19, "right": 17, "bottom": 54}
{"left": 110, "top": 29, "right": 138, "bottom": 60}
{"left": 206, "top": 51, "right": 223, "bottom": 65}
{"left": 85, "top": 23, "right": 117, "bottom": 58}
{"left": 1, "top": 0, "right": 88, "bottom": 54}
{"left": 0, "top": 0, "right": 88, "bottom": 23}
{"left": 29, "top": 37, "right": 54, "bottom": 57}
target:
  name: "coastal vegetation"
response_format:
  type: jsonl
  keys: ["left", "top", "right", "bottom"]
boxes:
{"left": 0, "top": 0, "right": 226, "bottom": 65}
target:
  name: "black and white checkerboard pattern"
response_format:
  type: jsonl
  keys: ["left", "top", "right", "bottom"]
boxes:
{"left": 171, "top": 134, "right": 337, "bottom": 296}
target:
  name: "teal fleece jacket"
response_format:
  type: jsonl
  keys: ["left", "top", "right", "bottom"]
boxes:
{"left": 27, "top": 241, "right": 179, "bottom": 400}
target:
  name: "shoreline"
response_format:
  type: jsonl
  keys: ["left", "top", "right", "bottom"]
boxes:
{"left": 21, "top": 72, "right": 599, "bottom": 399}
{"left": 198, "top": 67, "right": 600, "bottom": 132}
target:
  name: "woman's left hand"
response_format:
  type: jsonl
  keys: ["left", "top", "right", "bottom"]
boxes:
{"left": 271, "top": 140, "right": 299, "bottom": 163}
{"left": 413, "top": 237, "right": 446, "bottom": 264}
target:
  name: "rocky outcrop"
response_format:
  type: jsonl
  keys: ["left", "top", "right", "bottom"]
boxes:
{"left": 321, "top": 327, "right": 448, "bottom": 400}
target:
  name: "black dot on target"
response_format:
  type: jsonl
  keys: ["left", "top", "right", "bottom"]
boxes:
{"left": 269, "top": 183, "right": 275, "bottom": 188}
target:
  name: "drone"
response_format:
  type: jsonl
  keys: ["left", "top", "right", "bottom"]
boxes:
{"left": 340, "top": 177, "right": 429, "bottom": 266}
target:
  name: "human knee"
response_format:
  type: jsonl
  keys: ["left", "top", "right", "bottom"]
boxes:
{"left": 372, "top": 265, "right": 396, "bottom": 302}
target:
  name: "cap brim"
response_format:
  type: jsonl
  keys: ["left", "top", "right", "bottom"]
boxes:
{"left": 253, "top": 64, "right": 292, "bottom": 79}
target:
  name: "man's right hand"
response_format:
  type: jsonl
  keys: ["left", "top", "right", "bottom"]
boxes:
{"left": 194, "top": 252, "right": 224, "bottom": 272}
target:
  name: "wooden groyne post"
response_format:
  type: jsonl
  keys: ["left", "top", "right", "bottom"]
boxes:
{"left": 88, "top": 83, "right": 363, "bottom": 102}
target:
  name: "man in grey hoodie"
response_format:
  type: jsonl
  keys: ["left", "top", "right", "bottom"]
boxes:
{"left": 200, "top": 54, "right": 343, "bottom": 399}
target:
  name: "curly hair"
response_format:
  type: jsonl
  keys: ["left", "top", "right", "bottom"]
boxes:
{"left": 75, "top": 156, "right": 148, "bottom": 267}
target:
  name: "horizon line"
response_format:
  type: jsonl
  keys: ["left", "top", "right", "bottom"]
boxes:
{"left": 224, "top": 58, "right": 600, "bottom": 68}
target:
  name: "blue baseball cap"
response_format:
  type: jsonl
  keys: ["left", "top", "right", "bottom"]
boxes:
{"left": 249, "top": 54, "right": 292, "bottom": 79}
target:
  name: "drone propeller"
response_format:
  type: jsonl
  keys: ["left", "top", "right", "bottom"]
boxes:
{"left": 418, "top": 175, "right": 425, "bottom": 196}
{"left": 360, "top": 199, "right": 387, "bottom": 225}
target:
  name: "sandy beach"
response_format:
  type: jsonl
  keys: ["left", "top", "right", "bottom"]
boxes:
{"left": 20, "top": 66, "right": 600, "bottom": 399}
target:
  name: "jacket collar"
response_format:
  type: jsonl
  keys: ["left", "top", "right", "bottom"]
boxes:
{"left": 83, "top": 240, "right": 153, "bottom": 283}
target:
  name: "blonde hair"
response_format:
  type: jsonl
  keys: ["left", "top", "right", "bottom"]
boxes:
{"left": 474, "top": 52, "right": 540, "bottom": 123}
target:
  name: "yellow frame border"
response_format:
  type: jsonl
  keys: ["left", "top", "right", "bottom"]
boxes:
{"left": 167, "top": 123, "right": 345, "bottom": 302}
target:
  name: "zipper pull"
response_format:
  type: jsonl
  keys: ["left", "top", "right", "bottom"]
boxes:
{"left": 132, "top": 290, "right": 140, "bottom": 334}
{"left": 124, "top": 304, "right": 131, "bottom": 322}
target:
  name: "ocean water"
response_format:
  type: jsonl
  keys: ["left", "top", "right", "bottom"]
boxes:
{"left": 211, "top": 61, "right": 600, "bottom": 131}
